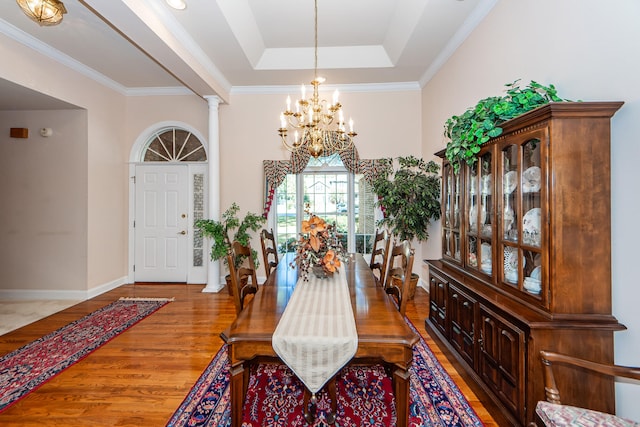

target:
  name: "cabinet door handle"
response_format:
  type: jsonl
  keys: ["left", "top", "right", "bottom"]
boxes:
{"left": 452, "top": 293, "right": 458, "bottom": 299}
{"left": 438, "top": 283, "right": 444, "bottom": 289}
{"left": 452, "top": 325, "right": 461, "bottom": 335}
{"left": 463, "top": 301, "right": 470, "bottom": 308}
{"left": 431, "top": 278, "right": 436, "bottom": 283}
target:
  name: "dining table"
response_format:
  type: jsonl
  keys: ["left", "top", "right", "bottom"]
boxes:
{"left": 221, "top": 253, "right": 418, "bottom": 427}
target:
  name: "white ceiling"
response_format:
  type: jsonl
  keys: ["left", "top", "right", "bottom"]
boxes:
{"left": 0, "top": 0, "right": 497, "bottom": 109}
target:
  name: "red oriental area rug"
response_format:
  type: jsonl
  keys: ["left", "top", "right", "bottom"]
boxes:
{"left": 0, "top": 297, "right": 172, "bottom": 413}
{"left": 167, "top": 319, "right": 483, "bottom": 427}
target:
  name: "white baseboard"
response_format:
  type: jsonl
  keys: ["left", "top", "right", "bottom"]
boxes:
{"left": 86, "top": 276, "right": 128, "bottom": 299}
{"left": 0, "top": 289, "right": 88, "bottom": 300}
{"left": 417, "top": 276, "right": 428, "bottom": 291}
{"left": 0, "top": 276, "right": 128, "bottom": 301}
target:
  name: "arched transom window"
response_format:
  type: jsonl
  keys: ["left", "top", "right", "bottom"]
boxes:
{"left": 143, "top": 127, "right": 207, "bottom": 162}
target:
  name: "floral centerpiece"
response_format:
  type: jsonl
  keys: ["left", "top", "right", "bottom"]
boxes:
{"left": 292, "top": 209, "right": 347, "bottom": 280}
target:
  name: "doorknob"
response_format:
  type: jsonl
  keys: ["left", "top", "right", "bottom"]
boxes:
{"left": 178, "top": 230, "right": 187, "bottom": 235}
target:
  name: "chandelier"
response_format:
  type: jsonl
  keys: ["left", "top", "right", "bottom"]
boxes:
{"left": 16, "top": 0, "right": 67, "bottom": 26}
{"left": 278, "top": 0, "right": 357, "bottom": 158}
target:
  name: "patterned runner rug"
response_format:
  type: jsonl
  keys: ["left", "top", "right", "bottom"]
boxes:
{"left": 167, "top": 319, "right": 483, "bottom": 426}
{"left": 0, "top": 297, "right": 172, "bottom": 413}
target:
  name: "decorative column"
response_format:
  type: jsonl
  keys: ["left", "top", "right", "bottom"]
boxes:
{"left": 202, "top": 95, "right": 223, "bottom": 292}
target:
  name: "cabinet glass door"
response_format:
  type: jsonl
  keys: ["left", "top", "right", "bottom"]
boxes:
{"left": 521, "top": 138, "right": 542, "bottom": 296}
{"left": 467, "top": 152, "right": 494, "bottom": 276}
{"left": 479, "top": 152, "right": 493, "bottom": 276}
{"left": 501, "top": 144, "right": 521, "bottom": 286}
{"left": 442, "top": 162, "right": 462, "bottom": 263}
{"left": 467, "top": 162, "right": 479, "bottom": 269}
{"left": 500, "top": 138, "right": 544, "bottom": 296}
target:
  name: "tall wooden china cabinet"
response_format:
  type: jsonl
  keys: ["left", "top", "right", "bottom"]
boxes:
{"left": 424, "top": 102, "right": 625, "bottom": 426}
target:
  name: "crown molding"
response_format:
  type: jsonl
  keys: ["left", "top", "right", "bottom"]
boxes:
{"left": 0, "top": 17, "right": 196, "bottom": 98}
{"left": 121, "top": 0, "right": 232, "bottom": 98}
{"left": 230, "top": 81, "right": 420, "bottom": 96}
{"left": 0, "top": 18, "right": 129, "bottom": 95}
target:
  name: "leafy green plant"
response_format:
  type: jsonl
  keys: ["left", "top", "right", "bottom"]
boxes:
{"left": 444, "top": 80, "right": 569, "bottom": 172}
{"left": 372, "top": 155, "right": 441, "bottom": 242}
{"left": 195, "top": 203, "right": 266, "bottom": 268}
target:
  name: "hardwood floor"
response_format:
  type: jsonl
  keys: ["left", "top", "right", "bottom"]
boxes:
{"left": 0, "top": 284, "right": 510, "bottom": 426}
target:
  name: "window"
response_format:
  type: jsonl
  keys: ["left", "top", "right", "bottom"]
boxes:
{"left": 143, "top": 127, "right": 206, "bottom": 162}
{"left": 274, "top": 153, "right": 377, "bottom": 254}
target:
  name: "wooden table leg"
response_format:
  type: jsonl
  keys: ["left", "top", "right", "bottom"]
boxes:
{"left": 393, "top": 366, "right": 411, "bottom": 427}
{"left": 303, "top": 389, "right": 316, "bottom": 424}
{"left": 229, "top": 362, "right": 245, "bottom": 427}
{"left": 303, "top": 378, "right": 337, "bottom": 424}
{"left": 326, "top": 377, "right": 337, "bottom": 424}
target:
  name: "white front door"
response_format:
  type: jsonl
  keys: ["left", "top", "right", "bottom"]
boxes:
{"left": 134, "top": 164, "right": 189, "bottom": 282}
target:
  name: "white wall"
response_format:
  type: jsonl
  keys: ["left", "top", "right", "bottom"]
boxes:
{"left": 421, "top": 0, "right": 640, "bottom": 419}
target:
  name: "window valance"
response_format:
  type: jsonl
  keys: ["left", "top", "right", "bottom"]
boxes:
{"left": 263, "top": 143, "right": 391, "bottom": 217}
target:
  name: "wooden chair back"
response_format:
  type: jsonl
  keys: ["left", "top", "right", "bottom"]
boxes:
{"left": 260, "top": 228, "right": 279, "bottom": 280}
{"left": 369, "top": 228, "right": 391, "bottom": 286}
{"left": 533, "top": 350, "right": 640, "bottom": 426}
{"left": 226, "top": 240, "right": 259, "bottom": 315}
{"left": 383, "top": 240, "right": 414, "bottom": 315}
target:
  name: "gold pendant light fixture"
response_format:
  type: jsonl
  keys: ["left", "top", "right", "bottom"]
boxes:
{"left": 16, "top": 0, "right": 67, "bottom": 26}
{"left": 278, "top": 0, "right": 357, "bottom": 158}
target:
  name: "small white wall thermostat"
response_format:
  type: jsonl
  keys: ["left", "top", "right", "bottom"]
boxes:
{"left": 40, "top": 128, "right": 53, "bottom": 137}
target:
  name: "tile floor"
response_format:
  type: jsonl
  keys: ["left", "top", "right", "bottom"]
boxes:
{"left": 0, "top": 300, "right": 81, "bottom": 336}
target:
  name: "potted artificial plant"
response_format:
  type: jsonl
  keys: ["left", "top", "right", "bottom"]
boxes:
{"left": 195, "top": 202, "right": 266, "bottom": 294}
{"left": 444, "top": 80, "right": 568, "bottom": 172}
{"left": 372, "top": 155, "right": 441, "bottom": 299}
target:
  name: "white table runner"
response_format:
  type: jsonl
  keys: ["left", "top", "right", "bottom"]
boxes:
{"left": 272, "top": 268, "right": 358, "bottom": 394}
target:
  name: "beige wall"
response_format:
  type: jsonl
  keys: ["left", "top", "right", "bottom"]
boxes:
{"left": 124, "top": 95, "right": 209, "bottom": 150}
{"left": 0, "top": 110, "right": 87, "bottom": 292}
{"left": 421, "top": 0, "right": 640, "bottom": 418}
{"left": 0, "top": 32, "right": 127, "bottom": 294}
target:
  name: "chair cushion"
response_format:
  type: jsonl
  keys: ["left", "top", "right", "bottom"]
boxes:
{"left": 536, "top": 401, "right": 640, "bottom": 427}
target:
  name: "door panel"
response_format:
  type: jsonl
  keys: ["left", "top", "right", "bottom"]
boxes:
{"left": 135, "top": 165, "right": 188, "bottom": 282}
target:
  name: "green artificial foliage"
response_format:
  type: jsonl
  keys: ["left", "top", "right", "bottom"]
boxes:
{"left": 372, "top": 155, "right": 441, "bottom": 243}
{"left": 444, "top": 80, "right": 569, "bottom": 172}
{"left": 195, "top": 203, "right": 266, "bottom": 269}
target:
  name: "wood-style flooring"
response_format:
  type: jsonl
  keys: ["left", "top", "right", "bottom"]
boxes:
{"left": 0, "top": 284, "right": 510, "bottom": 426}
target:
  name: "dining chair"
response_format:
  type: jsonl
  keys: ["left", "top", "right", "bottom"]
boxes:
{"left": 226, "top": 240, "right": 259, "bottom": 315}
{"left": 530, "top": 350, "right": 640, "bottom": 427}
{"left": 260, "top": 228, "right": 279, "bottom": 280}
{"left": 384, "top": 240, "right": 415, "bottom": 316}
{"left": 369, "top": 228, "right": 391, "bottom": 287}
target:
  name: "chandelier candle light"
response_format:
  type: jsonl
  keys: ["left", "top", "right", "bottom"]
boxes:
{"left": 278, "top": 0, "right": 357, "bottom": 158}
